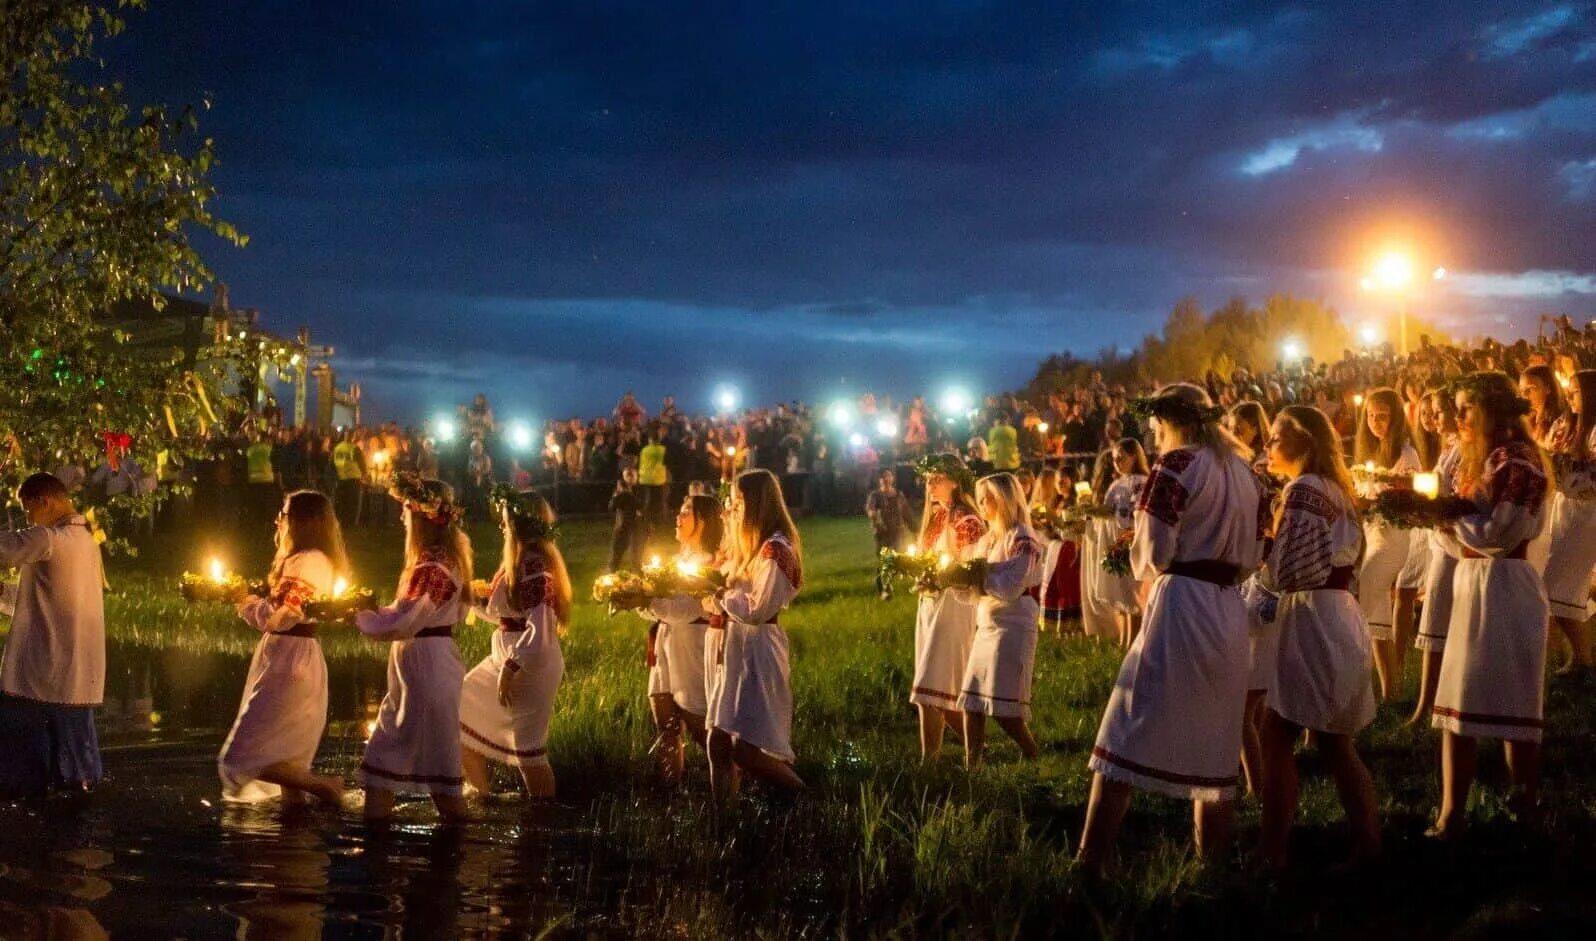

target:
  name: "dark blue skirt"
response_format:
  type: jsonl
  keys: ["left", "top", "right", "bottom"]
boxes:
{"left": 0, "top": 693, "right": 102, "bottom": 796}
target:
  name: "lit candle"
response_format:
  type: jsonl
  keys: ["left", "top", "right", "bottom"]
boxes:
{"left": 208, "top": 558, "right": 225, "bottom": 584}
{"left": 598, "top": 574, "right": 617, "bottom": 588}
{"left": 648, "top": 554, "right": 662, "bottom": 570}
{"left": 727, "top": 446, "right": 737, "bottom": 457}
{"left": 1038, "top": 422, "right": 1050, "bottom": 434}
{"left": 677, "top": 558, "right": 701, "bottom": 578}
{"left": 1413, "top": 472, "right": 1439, "bottom": 499}
{"left": 1558, "top": 373, "right": 1572, "bottom": 390}
{"left": 332, "top": 576, "right": 349, "bottom": 598}
{"left": 372, "top": 450, "right": 389, "bottom": 466}
{"left": 1354, "top": 394, "right": 1364, "bottom": 407}
{"left": 907, "top": 543, "right": 919, "bottom": 556}
{"left": 938, "top": 553, "right": 953, "bottom": 570}
{"left": 1363, "top": 461, "right": 1376, "bottom": 473}
{"left": 1074, "top": 481, "right": 1092, "bottom": 498}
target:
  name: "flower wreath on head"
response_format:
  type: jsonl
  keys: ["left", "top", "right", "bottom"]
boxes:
{"left": 1127, "top": 394, "right": 1226, "bottom": 427}
{"left": 488, "top": 482, "right": 561, "bottom": 542}
{"left": 1443, "top": 373, "right": 1533, "bottom": 419}
{"left": 913, "top": 452, "right": 975, "bottom": 493}
{"left": 389, "top": 471, "right": 462, "bottom": 525}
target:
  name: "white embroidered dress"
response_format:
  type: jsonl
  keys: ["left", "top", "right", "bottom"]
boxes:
{"left": 219, "top": 550, "right": 335, "bottom": 801}
{"left": 355, "top": 550, "right": 469, "bottom": 795}
{"left": 1081, "top": 475, "right": 1144, "bottom": 640}
{"left": 1089, "top": 445, "right": 1267, "bottom": 801}
{"left": 460, "top": 549, "right": 565, "bottom": 768}
{"left": 1541, "top": 419, "right": 1596, "bottom": 621}
{"left": 639, "top": 548, "right": 714, "bottom": 716}
{"left": 706, "top": 534, "right": 801, "bottom": 763}
{"left": 1432, "top": 442, "right": 1550, "bottom": 742}
{"left": 956, "top": 526, "right": 1045, "bottom": 719}
{"left": 1416, "top": 443, "right": 1463, "bottom": 652}
{"left": 1355, "top": 443, "right": 1422, "bottom": 641}
{"left": 910, "top": 506, "right": 985, "bottom": 709}
{"left": 1258, "top": 476, "right": 1376, "bottom": 734}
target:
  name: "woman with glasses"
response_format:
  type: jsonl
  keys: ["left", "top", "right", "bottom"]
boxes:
{"left": 702, "top": 470, "right": 805, "bottom": 799}
{"left": 220, "top": 491, "right": 349, "bottom": 806}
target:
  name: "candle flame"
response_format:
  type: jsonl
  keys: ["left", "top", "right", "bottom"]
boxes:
{"left": 727, "top": 446, "right": 737, "bottom": 456}
{"left": 677, "top": 558, "right": 700, "bottom": 577}
{"left": 1413, "top": 472, "right": 1440, "bottom": 499}
{"left": 208, "top": 558, "right": 225, "bottom": 583}
{"left": 364, "top": 719, "right": 377, "bottom": 739}
{"left": 938, "top": 553, "right": 953, "bottom": 570}
{"left": 1074, "top": 481, "right": 1092, "bottom": 497}
{"left": 1363, "top": 461, "right": 1376, "bottom": 473}
{"left": 907, "top": 542, "right": 919, "bottom": 556}
{"left": 332, "top": 576, "right": 349, "bottom": 598}
{"left": 1354, "top": 394, "right": 1364, "bottom": 407}
{"left": 648, "top": 554, "right": 662, "bottom": 570}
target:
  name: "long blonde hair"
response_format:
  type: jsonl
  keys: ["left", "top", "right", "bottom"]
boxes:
{"left": 918, "top": 456, "right": 979, "bottom": 545}
{"left": 500, "top": 491, "right": 572, "bottom": 623}
{"left": 1354, "top": 387, "right": 1410, "bottom": 470}
{"left": 1030, "top": 468, "right": 1062, "bottom": 512}
{"left": 402, "top": 481, "right": 473, "bottom": 589}
{"left": 270, "top": 490, "right": 349, "bottom": 586}
{"left": 976, "top": 473, "right": 1030, "bottom": 532}
{"left": 1456, "top": 372, "right": 1554, "bottom": 494}
{"left": 1146, "top": 382, "right": 1246, "bottom": 458}
{"left": 732, "top": 469, "right": 802, "bottom": 581}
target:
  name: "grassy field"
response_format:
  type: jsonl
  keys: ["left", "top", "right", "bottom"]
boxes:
{"left": 46, "top": 515, "right": 1596, "bottom": 935}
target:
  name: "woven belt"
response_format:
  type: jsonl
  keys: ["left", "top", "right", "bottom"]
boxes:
{"left": 1320, "top": 565, "right": 1356, "bottom": 591}
{"left": 416, "top": 625, "right": 455, "bottom": 639}
{"left": 1462, "top": 541, "right": 1528, "bottom": 561}
{"left": 277, "top": 623, "right": 318, "bottom": 639}
{"left": 1161, "top": 559, "right": 1241, "bottom": 587}
{"left": 707, "top": 614, "right": 777, "bottom": 629}
{"left": 498, "top": 618, "right": 526, "bottom": 633}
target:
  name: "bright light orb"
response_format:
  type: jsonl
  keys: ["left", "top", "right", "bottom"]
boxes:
{"left": 1281, "top": 339, "right": 1303, "bottom": 361}
{"left": 875, "top": 417, "right": 898, "bottom": 438}
{"left": 1372, "top": 251, "right": 1414, "bottom": 290}
{"left": 1433, "top": 266, "right": 1447, "bottom": 281}
{"left": 434, "top": 417, "right": 457, "bottom": 442}
{"left": 716, "top": 386, "right": 739, "bottom": 413}
{"left": 508, "top": 423, "right": 533, "bottom": 451}
{"left": 940, "top": 387, "right": 972, "bottom": 415}
{"left": 1359, "top": 323, "right": 1382, "bottom": 346}
{"left": 828, "top": 400, "right": 855, "bottom": 429}
{"left": 849, "top": 432, "right": 867, "bottom": 449}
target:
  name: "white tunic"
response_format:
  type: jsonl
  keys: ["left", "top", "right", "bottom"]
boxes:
{"left": 1542, "top": 421, "right": 1596, "bottom": 621}
{"left": 910, "top": 506, "right": 985, "bottom": 709}
{"left": 1355, "top": 443, "right": 1421, "bottom": 641}
{"left": 706, "top": 533, "right": 801, "bottom": 763}
{"left": 356, "top": 550, "right": 468, "bottom": 795}
{"left": 460, "top": 549, "right": 565, "bottom": 768}
{"left": 639, "top": 548, "right": 714, "bottom": 716}
{"left": 1259, "top": 476, "right": 1376, "bottom": 734}
{"left": 1089, "top": 445, "right": 1267, "bottom": 801}
{"left": 219, "top": 550, "right": 335, "bottom": 802}
{"left": 1416, "top": 444, "right": 1463, "bottom": 652}
{"left": 0, "top": 514, "right": 105, "bottom": 706}
{"left": 1433, "top": 441, "right": 1550, "bottom": 742}
{"left": 956, "top": 526, "right": 1044, "bottom": 719}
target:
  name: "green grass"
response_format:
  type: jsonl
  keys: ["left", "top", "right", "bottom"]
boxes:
{"left": 25, "top": 516, "right": 1596, "bottom": 936}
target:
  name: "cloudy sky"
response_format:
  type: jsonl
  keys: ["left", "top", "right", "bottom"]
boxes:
{"left": 115, "top": 1, "right": 1596, "bottom": 422}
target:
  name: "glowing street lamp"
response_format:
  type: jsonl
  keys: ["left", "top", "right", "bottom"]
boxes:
{"left": 875, "top": 416, "right": 898, "bottom": 439}
{"left": 940, "top": 387, "right": 972, "bottom": 416}
{"left": 715, "top": 386, "right": 739, "bottom": 413}
{"left": 508, "top": 422, "right": 534, "bottom": 451}
{"left": 849, "top": 432, "right": 867, "bottom": 449}
{"left": 1281, "top": 338, "right": 1303, "bottom": 362}
{"left": 434, "top": 417, "right": 457, "bottom": 443}
{"left": 1358, "top": 323, "right": 1383, "bottom": 347}
{"left": 1360, "top": 248, "right": 1443, "bottom": 355}
{"left": 827, "top": 400, "right": 855, "bottom": 429}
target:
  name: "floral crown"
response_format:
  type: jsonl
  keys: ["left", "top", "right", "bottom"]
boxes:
{"left": 389, "top": 471, "right": 461, "bottom": 525}
{"left": 1127, "top": 393, "right": 1225, "bottom": 427}
{"left": 489, "top": 483, "right": 561, "bottom": 541}
{"left": 913, "top": 452, "right": 975, "bottom": 492}
{"left": 1444, "top": 373, "right": 1533, "bottom": 418}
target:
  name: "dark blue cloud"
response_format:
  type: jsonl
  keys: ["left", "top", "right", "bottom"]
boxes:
{"left": 110, "top": 2, "right": 1596, "bottom": 419}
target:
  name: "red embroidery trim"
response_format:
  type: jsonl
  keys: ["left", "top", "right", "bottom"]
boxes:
{"left": 405, "top": 563, "right": 458, "bottom": 604}
{"left": 760, "top": 536, "right": 803, "bottom": 590}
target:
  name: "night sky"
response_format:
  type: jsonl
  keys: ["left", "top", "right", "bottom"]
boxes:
{"left": 114, "top": 2, "right": 1596, "bottom": 423}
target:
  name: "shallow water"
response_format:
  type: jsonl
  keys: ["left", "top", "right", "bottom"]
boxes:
{"left": 0, "top": 644, "right": 684, "bottom": 938}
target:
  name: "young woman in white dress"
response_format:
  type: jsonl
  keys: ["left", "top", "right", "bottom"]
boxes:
{"left": 1085, "top": 440, "right": 1149, "bottom": 650}
{"left": 1253, "top": 406, "right": 1380, "bottom": 869}
{"left": 703, "top": 469, "right": 806, "bottom": 799}
{"left": 460, "top": 488, "right": 569, "bottom": 799}
{"left": 635, "top": 494, "right": 722, "bottom": 783}
{"left": 1430, "top": 372, "right": 1552, "bottom": 838}
{"left": 221, "top": 490, "right": 348, "bottom": 806}
{"left": 1077, "top": 383, "right": 1267, "bottom": 873}
{"left": 909, "top": 454, "right": 985, "bottom": 760}
{"left": 355, "top": 474, "right": 472, "bottom": 822}
{"left": 1352, "top": 388, "right": 1422, "bottom": 700}
{"left": 1409, "top": 389, "right": 1462, "bottom": 726}
{"left": 945, "top": 473, "right": 1044, "bottom": 767}
{"left": 1536, "top": 369, "right": 1596, "bottom": 674}
{"left": 1229, "top": 402, "right": 1275, "bottom": 802}
{"left": 1519, "top": 365, "right": 1563, "bottom": 577}
{"left": 1076, "top": 453, "right": 1117, "bottom": 642}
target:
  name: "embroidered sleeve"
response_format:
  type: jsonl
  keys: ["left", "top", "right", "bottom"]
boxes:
{"left": 405, "top": 562, "right": 459, "bottom": 605}
{"left": 1490, "top": 447, "right": 1548, "bottom": 511}
{"left": 760, "top": 537, "right": 803, "bottom": 590}
{"left": 271, "top": 575, "right": 317, "bottom": 613}
{"left": 512, "top": 553, "right": 552, "bottom": 611}
{"left": 1137, "top": 452, "right": 1192, "bottom": 526}
{"left": 982, "top": 531, "right": 1043, "bottom": 602}
{"left": 953, "top": 513, "right": 987, "bottom": 552}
